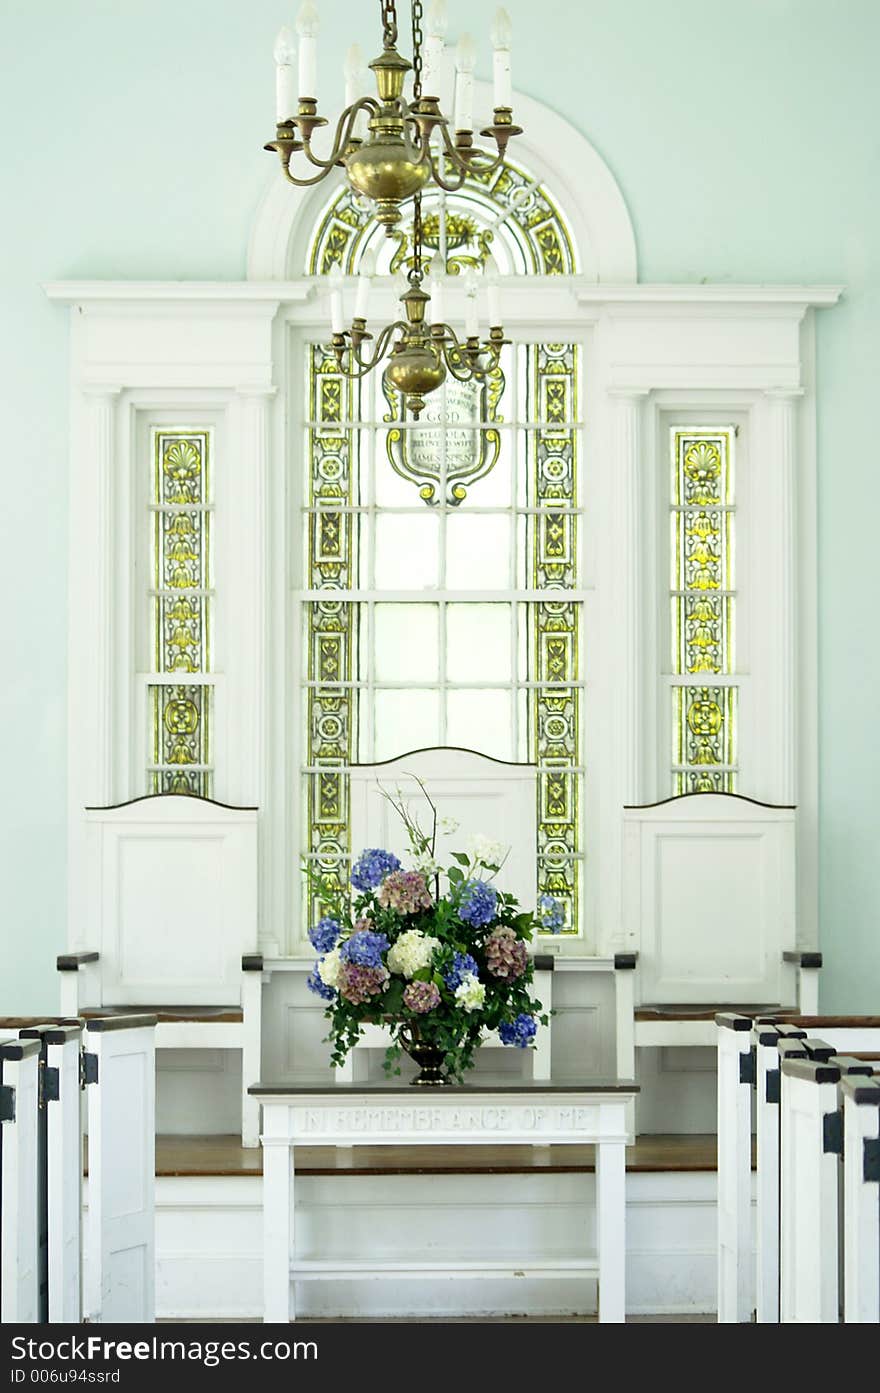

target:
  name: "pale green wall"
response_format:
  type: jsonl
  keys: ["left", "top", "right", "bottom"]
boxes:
{"left": 1, "top": 0, "right": 877, "bottom": 1011}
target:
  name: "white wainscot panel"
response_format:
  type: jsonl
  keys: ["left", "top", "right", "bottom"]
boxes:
{"left": 635, "top": 1048, "right": 718, "bottom": 1135}
{"left": 151, "top": 1173, "right": 726, "bottom": 1319}
{"left": 156, "top": 1051, "right": 241, "bottom": 1135}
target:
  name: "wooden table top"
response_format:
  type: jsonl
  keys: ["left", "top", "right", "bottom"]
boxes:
{"left": 250, "top": 1077, "right": 639, "bottom": 1096}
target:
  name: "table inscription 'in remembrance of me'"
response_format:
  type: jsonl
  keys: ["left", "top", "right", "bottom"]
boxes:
{"left": 290, "top": 1104, "right": 603, "bottom": 1136}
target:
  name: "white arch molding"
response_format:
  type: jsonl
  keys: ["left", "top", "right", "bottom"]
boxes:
{"left": 247, "top": 81, "right": 637, "bottom": 283}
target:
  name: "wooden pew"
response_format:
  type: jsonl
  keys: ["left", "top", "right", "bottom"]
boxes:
{"left": 718, "top": 1011, "right": 880, "bottom": 1323}
{"left": 84, "top": 1015, "right": 157, "bottom": 1324}
{"left": 0, "top": 1037, "right": 41, "bottom": 1321}
{"left": 779, "top": 1053, "right": 874, "bottom": 1322}
{"left": 18, "top": 1024, "right": 84, "bottom": 1323}
{"left": 841, "top": 1073, "right": 880, "bottom": 1323}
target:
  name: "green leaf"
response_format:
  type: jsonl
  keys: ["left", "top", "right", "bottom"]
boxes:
{"left": 447, "top": 866, "right": 464, "bottom": 883}
{"left": 451, "top": 852, "right": 470, "bottom": 867}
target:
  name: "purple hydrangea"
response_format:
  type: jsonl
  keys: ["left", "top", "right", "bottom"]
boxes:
{"left": 499, "top": 1013, "right": 538, "bottom": 1048}
{"left": 350, "top": 848, "right": 401, "bottom": 893}
{"left": 340, "top": 928, "right": 390, "bottom": 969}
{"left": 539, "top": 894, "right": 565, "bottom": 934}
{"left": 459, "top": 879, "right": 498, "bottom": 928}
{"left": 403, "top": 980, "right": 441, "bottom": 1014}
{"left": 444, "top": 951, "right": 480, "bottom": 990}
{"left": 306, "top": 964, "right": 336, "bottom": 1001}
{"left": 308, "top": 916, "right": 341, "bottom": 955}
{"left": 337, "top": 962, "right": 389, "bottom": 1005}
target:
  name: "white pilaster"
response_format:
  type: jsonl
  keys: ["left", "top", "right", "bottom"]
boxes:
{"left": 760, "top": 389, "right": 802, "bottom": 805}
{"left": 229, "top": 386, "right": 277, "bottom": 950}
{"left": 610, "top": 389, "right": 649, "bottom": 805}
{"left": 81, "top": 386, "right": 123, "bottom": 806}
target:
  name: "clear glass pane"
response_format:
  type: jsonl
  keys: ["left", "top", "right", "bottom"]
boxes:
{"left": 374, "top": 429, "right": 424, "bottom": 507}
{"left": 374, "top": 511, "right": 440, "bottom": 590}
{"left": 446, "top": 689, "right": 513, "bottom": 761}
{"left": 373, "top": 689, "right": 441, "bottom": 759}
{"left": 446, "top": 603, "right": 512, "bottom": 683}
{"left": 445, "top": 513, "right": 511, "bottom": 590}
{"left": 374, "top": 603, "right": 439, "bottom": 682}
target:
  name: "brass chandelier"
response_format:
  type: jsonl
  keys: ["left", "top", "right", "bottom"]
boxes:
{"left": 266, "top": 0, "right": 522, "bottom": 231}
{"left": 265, "top": 0, "right": 521, "bottom": 417}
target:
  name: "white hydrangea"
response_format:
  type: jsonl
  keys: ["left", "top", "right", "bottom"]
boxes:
{"left": 466, "top": 832, "right": 507, "bottom": 868}
{"left": 413, "top": 848, "right": 441, "bottom": 878}
{"left": 438, "top": 816, "right": 459, "bottom": 835}
{"left": 387, "top": 929, "right": 440, "bottom": 979}
{"left": 454, "top": 973, "right": 486, "bottom": 1013}
{"left": 317, "top": 947, "right": 341, "bottom": 988}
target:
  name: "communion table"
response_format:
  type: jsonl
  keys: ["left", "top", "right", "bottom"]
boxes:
{"left": 250, "top": 1076, "right": 639, "bottom": 1323}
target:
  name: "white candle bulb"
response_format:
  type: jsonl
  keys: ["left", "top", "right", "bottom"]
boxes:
{"left": 328, "top": 262, "right": 345, "bottom": 334}
{"left": 344, "top": 43, "right": 362, "bottom": 109}
{"left": 487, "top": 277, "right": 502, "bottom": 329}
{"left": 422, "top": 0, "right": 448, "bottom": 96}
{"left": 296, "top": 0, "right": 320, "bottom": 99}
{"left": 355, "top": 249, "right": 375, "bottom": 321}
{"left": 464, "top": 270, "right": 479, "bottom": 338}
{"left": 428, "top": 264, "right": 446, "bottom": 326}
{"left": 491, "top": 8, "right": 513, "bottom": 109}
{"left": 454, "top": 33, "right": 476, "bottom": 132}
{"left": 274, "top": 26, "right": 297, "bottom": 123}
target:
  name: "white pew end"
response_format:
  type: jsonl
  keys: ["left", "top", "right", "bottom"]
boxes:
{"left": 841, "top": 1073, "right": 880, "bottom": 1323}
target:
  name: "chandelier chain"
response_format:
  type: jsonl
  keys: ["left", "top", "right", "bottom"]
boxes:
{"left": 411, "top": 0, "right": 424, "bottom": 101}
{"left": 381, "top": 0, "right": 398, "bottom": 48}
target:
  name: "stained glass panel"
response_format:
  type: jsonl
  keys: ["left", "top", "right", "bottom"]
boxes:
{"left": 149, "top": 684, "right": 211, "bottom": 796}
{"left": 525, "top": 344, "right": 580, "bottom": 932}
{"left": 307, "top": 157, "right": 578, "bottom": 278}
{"left": 670, "top": 427, "right": 737, "bottom": 793}
{"left": 149, "top": 430, "right": 213, "bottom": 795}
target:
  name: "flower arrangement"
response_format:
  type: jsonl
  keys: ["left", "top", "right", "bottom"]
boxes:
{"left": 305, "top": 779, "right": 565, "bottom": 1084}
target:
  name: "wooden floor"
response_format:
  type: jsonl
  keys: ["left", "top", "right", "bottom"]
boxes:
{"left": 152, "top": 1131, "right": 737, "bottom": 1177}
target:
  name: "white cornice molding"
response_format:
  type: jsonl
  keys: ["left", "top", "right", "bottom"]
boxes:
{"left": 44, "top": 279, "right": 843, "bottom": 310}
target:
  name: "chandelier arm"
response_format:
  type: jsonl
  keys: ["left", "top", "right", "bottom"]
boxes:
{"left": 335, "top": 321, "right": 408, "bottom": 377}
{"left": 298, "top": 99, "right": 379, "bottom": 172}
{"left": 425, "top": 141, "right": 469, "bottom": 194}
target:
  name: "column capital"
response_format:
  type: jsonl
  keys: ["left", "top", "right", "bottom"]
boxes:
{"left": 763, "top": 386, "right": 804, "bottom": 401}
{"left": 235, "top": 383, "right": 278, "bottom": 400}
{"left": 80, "top": 382, "right": 124, "bottom": 399}
{"left": 607, "top": 386, "right": 652, "bottom": 401}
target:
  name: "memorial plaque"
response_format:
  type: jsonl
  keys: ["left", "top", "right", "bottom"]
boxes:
{"left": 383, "top": 368, "right": 504, "bottom": 506}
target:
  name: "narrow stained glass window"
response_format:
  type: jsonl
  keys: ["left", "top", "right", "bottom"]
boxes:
{"left": 670, "top": 427, "right": 737, "bottom": 793}
{"left": 300, "top": 163, "right": 583, "bottom": 937}
{"left": 148, "top": 430, "right": 213, "bottom": 796}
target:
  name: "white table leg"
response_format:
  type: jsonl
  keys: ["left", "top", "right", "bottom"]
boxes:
{"left": 596, "top": 1138, "right": 626, "bottom": 1323}
{"left": 262, "top": 1139, "right": 292, "bottom": 1323}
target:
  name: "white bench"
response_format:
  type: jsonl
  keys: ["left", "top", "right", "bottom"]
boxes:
{"left": 841, "top": 1073, "right": 880, "bottom": 1323}
{"left": 0, "top": 1037, "right": 41, "bottom": 1322}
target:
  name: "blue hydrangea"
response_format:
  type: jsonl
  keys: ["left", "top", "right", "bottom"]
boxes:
{"left": 306, "top": 964, "right": 336, "bottom": 1001}
{"left": 459, "top": 879, "right": 498, "bottom": 928}
{"left": 499, "top": 1013, "right": 538, "bottom": 1048}
{"left": 350, "top": 848, "right": 401, "bottom": 893}
{"left": 539, "top": 894, "right": 565, "bottom": 934}
{"left": 308, "top": 916, "right": 341, "bottom": 955}
{"left": 444, "top": 951, "right": 480, "bottom": 990}
{"left": 339, "top": 929, "right": 390, "bottom": 968}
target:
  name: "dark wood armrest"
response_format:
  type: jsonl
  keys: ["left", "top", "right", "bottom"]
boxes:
{"left": 242, "top": 954, "right": 264, "bottom": 972}
{"left": 533, "top": 955, "right": 555, "bottom": 972}
{"left": 783, "top": 950, "right": 823, "bottom": 969}
{"left": 614, "top": 952, "right": 638, "bottom": 970}
{"left": 56, "top": 951, "right": 100, "bottom": 971}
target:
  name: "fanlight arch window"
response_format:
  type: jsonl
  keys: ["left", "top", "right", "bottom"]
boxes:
{"left": 306, "top": 157, "right": 579, "bottom": 278}
{"left": 297, "top": 156, "right": 582, "bottom": 942}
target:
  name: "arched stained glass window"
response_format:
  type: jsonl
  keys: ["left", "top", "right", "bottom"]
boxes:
{"left": 298, "top": 162, "right": 584, "bottom": 941}
{"left": 306, "top": 156, "right": 579, "bottom": 278}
